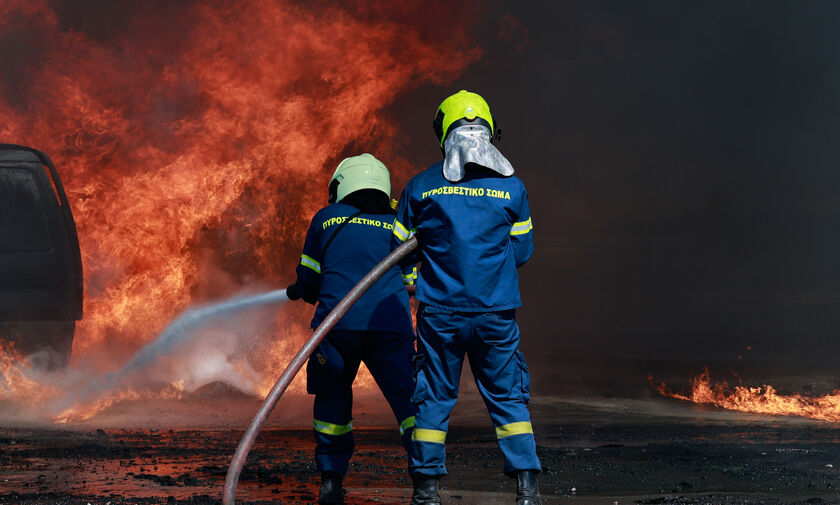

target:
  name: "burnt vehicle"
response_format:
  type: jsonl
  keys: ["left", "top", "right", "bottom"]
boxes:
{"left": 0, "top": 144, "right": 83, "bottom": 368}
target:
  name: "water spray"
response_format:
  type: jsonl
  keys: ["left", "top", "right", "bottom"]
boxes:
{"left": 114, "top": 290, "right": 289, "bottom": 375}
{"left": 222, "top": 236, "right": 418, "bottom": 505}
{"left": 52, "top": 289, "right": 289, "bottom": 418}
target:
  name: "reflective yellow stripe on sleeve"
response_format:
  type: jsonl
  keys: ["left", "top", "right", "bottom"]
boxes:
{"left": 495, "top": 421, "right": 534, "bottom": 440}
{"left": 393, "top": 219, "right": 410, "bottom": 242}
{"left": 300, "top": 254, "right": 321, "bottom": 274}
{"left": 313, "top": 419, "right": 353, "bottom": 436}
{"left": 399, "top": 416, "right": 415, "bottom": 435}
{"left": 402, "top": 266, "right": 418, "bottom": 285}
{"left": 510, "top": 217, "right": 533, "bottom": 236}
{"left": 412, "top": 428, "right": 447, "bottom": 444}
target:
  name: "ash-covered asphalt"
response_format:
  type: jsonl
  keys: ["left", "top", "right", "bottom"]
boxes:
{"left": 2, "top": 392, "right": 840, "bottom": 505}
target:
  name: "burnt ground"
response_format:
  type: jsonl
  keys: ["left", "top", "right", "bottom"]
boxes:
{"left": 2, "top": 391, "right": 840, "bottom": 505}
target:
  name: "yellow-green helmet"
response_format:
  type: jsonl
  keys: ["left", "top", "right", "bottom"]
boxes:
{"left": 432, "top": 90, "right": 496, "bottom": 147}
{"left": 328, "top": 153, "right": 391, "bottom": 204}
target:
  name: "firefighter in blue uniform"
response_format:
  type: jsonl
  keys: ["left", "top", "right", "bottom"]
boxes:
{"left": 393, "top": 91, "right": 541, "bottom": 505}
{"left": 286, "top": 153, "right": 418, "bottom": 505}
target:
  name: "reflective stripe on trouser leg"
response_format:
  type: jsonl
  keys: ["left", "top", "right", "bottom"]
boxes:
{"left": 312, "top": 419, "right": 354, "bottom": 475}
{"left": 398, "top": 416, "right": 417, "bottom": 468}
{"left": 412, "top": 428, "right": 446, "bottom": 443}
{"left": 467, "top": 311, "right": 541, "bottom": 475}
{"left": 411, "top": 427, "right": 447, "bottom": 477}
{"left": 495, "top": 418, "right": 539, "bottom": 475}
{"left": 410, "top": 307, "right": 468, "bottom": 477}
{"left": 360, "top": 331, "right": 419, "bottom": 469}
{"left": 495, "top": 421, "right": 533, "bottom": 439}
{"left": 311, "top": 333, "right": 359, "bottom": 477}
{"left": 314, "top": 419, "right": 353, "bottom": 436}
{"left": 400, "top": 416, "right": 416, "bottom": 435}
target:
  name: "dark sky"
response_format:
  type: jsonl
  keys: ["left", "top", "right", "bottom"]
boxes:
{"left": 388, "top": 1, "right": 840, "bottom": 370}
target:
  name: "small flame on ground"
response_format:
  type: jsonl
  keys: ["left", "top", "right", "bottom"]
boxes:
{"left": 54, "top": 381, "right": 185, "bottom": 424}
{"left": 650, "top": 369, "right": 840, "bottom": 423}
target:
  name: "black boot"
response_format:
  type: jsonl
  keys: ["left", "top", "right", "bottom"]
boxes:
{"left": 410, "top": 474, "right": 442, "bottom": 505}
{"left": 516, "top": 470, "right": 541, "bottom": 505}
{"left": 319, "top": 472, "right": 344, "bottom": 505}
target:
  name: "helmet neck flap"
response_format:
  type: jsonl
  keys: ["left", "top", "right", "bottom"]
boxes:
{"left": 442, "top": 125, "right": 514, "bottom": 183}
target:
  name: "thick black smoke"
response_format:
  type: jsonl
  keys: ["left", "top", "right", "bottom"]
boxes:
{"left": 387, "top": 2, "right": 840, "bottom": 393}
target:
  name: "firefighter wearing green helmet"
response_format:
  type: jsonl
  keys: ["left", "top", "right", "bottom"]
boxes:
{"left": 394, "top": 91, "right": 541, "bottom": 505}
{"left": 287, "top": 153, "right": 418, "bottom": 504}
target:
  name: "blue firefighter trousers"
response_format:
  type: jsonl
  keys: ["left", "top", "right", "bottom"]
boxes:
{"left": 411, "top": 304, "right": 541, "bottom": 477}
{"left": 307, "top": 329, "right": 417, "bottom": 475}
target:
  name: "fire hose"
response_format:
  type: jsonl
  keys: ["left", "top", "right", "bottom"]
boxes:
{"left": 223, "top": 236, "right": 418, "bottom": 504}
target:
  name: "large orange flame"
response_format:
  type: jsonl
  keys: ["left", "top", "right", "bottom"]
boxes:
{"left": 0, "top": 342, "right": 55, "bottom": 403}
{"left": 651, "top": 369, "right": 840, "bottom": 423}
{"left": 0, "top": 0, "right": 483, "bottom": 420}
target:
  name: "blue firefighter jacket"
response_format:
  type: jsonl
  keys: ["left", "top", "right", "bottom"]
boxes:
{"left": 392, "top": 162, "right": 534, "bottom": 312}
{"left": 295, "top": 203, "right": 416, "bottom": 334}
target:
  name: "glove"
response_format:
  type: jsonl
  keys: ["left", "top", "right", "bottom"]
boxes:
{"left": 286, "top": 283, "right": 301, "bottom": 301}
